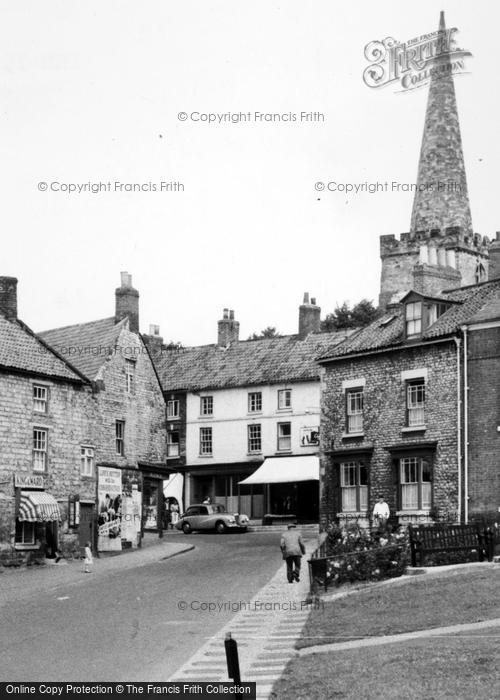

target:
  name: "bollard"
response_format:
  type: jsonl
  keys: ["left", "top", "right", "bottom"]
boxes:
{"left": 224, "top": 632, "right": 241, "bottom": 684}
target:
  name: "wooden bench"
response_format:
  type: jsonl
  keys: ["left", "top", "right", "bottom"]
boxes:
{"left": 408, "top": 524, "right": 494, "bottom": 567}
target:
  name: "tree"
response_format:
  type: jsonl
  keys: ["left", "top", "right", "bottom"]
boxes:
{"left": 320, "top": 299, "right": 379, "bottom": 331}
{"left": 248, "top": 326, "right": 280, "bottom": 340}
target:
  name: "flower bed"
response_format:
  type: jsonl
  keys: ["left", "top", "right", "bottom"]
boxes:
{"left": 312, "top": 522, "right": 409, "bottom": 588}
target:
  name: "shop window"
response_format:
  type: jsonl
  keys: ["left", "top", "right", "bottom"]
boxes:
{"left": 340, "top": 462, "right": 368, "bottom": 512}
{"left": 15, "top": 520, "right": 35, "bottom": 546}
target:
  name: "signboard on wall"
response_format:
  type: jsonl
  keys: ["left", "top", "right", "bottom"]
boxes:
{"left": 97, "top": 467, "right": 122, "bottom": 552}
{"left": 300, "top": 426, "right": 319, "bottom": 447}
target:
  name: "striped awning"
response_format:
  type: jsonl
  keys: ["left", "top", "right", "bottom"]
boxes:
{"left": 18, "top": 491, "right": 61, "bottom": 522}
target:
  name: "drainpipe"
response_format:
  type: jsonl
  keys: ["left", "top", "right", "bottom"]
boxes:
{"left": 461, "top": 325, "right": 469, "bottom": 524}
{"left": 454, "top": 337, "right": 462, "bottom": 524}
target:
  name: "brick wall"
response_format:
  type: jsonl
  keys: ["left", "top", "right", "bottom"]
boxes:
{"left": 467, "top": 325, "right": 500, "bottom": 515}
{"left": 320, "top": 341, "right": 460, "bottom": 528}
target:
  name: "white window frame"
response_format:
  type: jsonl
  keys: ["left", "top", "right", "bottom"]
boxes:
{"left": 340, "top": 462, "right": 368, "bottom": 513}
{"left": 33, "top": 428, "right": 48, "bottom": 472}
{"left": 406, "top": 301, "right": 422, "bottom": 337}
{"left": 200, "top": 396, "right": 213, "bottom": 416}
{"left": 277, "top": 422, "right": 292, "bottom": 451}
{"left": 200, "top": 427, "right": 213, "bottom": 455}
{"left": 346, "top": 389, "right": 364, "bottom": 434}
{"left": 33, "top": 385, "right": 48, "bottom": 413}
{"left": 167, "top": 400, "right": 180, "bottom": 419}
{"left": 247, "top": 424, "right": 262, "bottom": 453}
{"left": 248, "top": 392, "right": 262, "bottom": 413}
{"left": 115, "top": 420, "right": 125, "bottom": 456}
{"left": 80, "top": 446, "right": 95, "bottom": 477}
{"left": 407, "top": 380, "right": 425, "bottom": 427}
{"left": 277, "top": 389, "right": 292, "bottom": 410}
{"left": 400, "top": 456, "right": 432, "bottom": 511}
{"left": 167, "top": 430, "right": 180, "bottom": 457}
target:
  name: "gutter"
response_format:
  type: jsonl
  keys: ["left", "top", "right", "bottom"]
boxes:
{"left": 454, "top": 337, "right": 462, "bottom": 523}
{"left": 461, "top": 325, "right": 469, "bottom": 524}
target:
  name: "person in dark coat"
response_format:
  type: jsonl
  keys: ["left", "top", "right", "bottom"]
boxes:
{"left": 280, "top": 523, "right": 306, "bottom": 583}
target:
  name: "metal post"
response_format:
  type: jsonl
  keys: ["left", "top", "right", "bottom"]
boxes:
{"left": 224, "top": 632, "right": 241, "bottom": 684}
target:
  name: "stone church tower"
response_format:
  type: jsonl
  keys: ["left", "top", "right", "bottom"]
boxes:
{"left": 379, "top": 12, "right": 491, "bottom": 309}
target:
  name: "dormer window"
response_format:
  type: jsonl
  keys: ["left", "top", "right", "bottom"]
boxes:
{"left": 403, "top": 294, "right": 454, "bottom": 339}
{"left": 405, "top": 302, "right": 422, "bottom": 337}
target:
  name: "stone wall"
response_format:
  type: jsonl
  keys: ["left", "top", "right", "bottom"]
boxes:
{"left": 320, "top": 341, "right": 460, "bottom": 527}
{"left": 467, "top": 325, "right": 500, "bottom": 516}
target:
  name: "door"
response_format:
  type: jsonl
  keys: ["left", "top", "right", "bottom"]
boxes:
{"left": 79, "top": 504, "right": 95, "bottom": 550}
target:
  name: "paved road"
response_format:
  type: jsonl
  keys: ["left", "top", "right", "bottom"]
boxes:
{"left": 0, "top": 532, "right": 285, "bottom": 681}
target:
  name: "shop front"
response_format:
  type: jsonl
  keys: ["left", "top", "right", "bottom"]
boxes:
{"left": 239, "top": 455, "right": 320, "bottom": 523}
{"left": 14, "top": 474, "right": 62, "bottom": 559}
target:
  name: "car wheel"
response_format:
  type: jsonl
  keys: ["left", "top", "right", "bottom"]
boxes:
{"left": 182, "top": 522, "right": 192, "bottom": 534}
{"left": 215, "top": 521, "right": 226, "bottom": 534}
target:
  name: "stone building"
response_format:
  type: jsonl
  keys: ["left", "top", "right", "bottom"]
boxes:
{"left": 0, "top": 276, "right": 95, "bottom": 562}
{"left": 39, "top": 272, "right": 168, "bottom": 549}
{"left": 318, "top": 12, "right": 500, "bottom": 528}
{"left": 318, "top": 280, "right": 500, "bottom": 528}
{"left": 379, "top": 12, "right": 491, "bottom": 310}
{"left": 151, "top": 296, "right": 352, "bottom": 522}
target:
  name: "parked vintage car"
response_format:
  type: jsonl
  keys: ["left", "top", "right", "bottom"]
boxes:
{"left": 175, "top": 504, "right": 249, "bottom": 534}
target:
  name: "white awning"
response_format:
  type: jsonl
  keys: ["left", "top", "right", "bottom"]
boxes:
{"left": 239, "top": 456, "right": 319, "bottom": 485}
{"left": 18, "top": 491, "right": 61, "bottom": 522}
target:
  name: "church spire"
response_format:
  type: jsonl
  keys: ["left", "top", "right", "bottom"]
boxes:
{"left": 410, "top": 11, "right": 473, "bottom": 236}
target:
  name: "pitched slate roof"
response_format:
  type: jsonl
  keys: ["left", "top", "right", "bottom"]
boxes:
{"left": 318, "top": 279, "right": 500, "bottom": 361}
{"left": 0, "top": 313, "right": 86, "bottom": 382}
{"left": 39, "top": 317, "right": 127, "bottom": 381}
{"left": 155, "top": 330, "right": 353, "bottom": 392}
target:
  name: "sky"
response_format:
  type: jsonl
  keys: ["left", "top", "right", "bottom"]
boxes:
{"left": 1, "top": 0, "right": 499, "bottom": 346}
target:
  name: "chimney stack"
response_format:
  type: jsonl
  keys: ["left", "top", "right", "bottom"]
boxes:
{"left": 298, "top": 292, "right": 321, "bottom": 337}
{"left": 115, "top": 271, "right": 139, "bottom": 333}
{"left": 143, "top": 324, "right": 163, "bottom": 358}
{"left": 218, "top": 308, "right": 239, "bottom": 346}
{"left": 489, "top": 232, "right": 500, "bottom": 280}
{"left": 0, "top": 276, "right": 18, "bottom": 320}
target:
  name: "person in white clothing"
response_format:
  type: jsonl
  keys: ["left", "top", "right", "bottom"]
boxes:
{"left": 372, "top": 496, "right": 390, "bottom": 532}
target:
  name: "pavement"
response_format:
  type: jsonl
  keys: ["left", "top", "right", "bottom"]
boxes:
{"left": 168, "top": 539, "right": 317, "bottom": 699}
{"left": 0, "top": 532, "right": 194, "bottom": 606}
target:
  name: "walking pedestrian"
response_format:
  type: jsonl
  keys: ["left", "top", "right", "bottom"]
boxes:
{"left": 280, "top": 523, "right": 306, "bottom": 583}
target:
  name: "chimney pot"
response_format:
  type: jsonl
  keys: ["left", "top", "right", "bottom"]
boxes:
{"left": 311, "top": 297, "right": 316, "bottom": 306}
{"left": 303, "top": 292, "right": 310, "bottom": 304}
{"left": 229, "top": 310, "right": 234, "bottom": 320}
{"left": 149, "top": 324, "right": 160, "bottom": 336}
